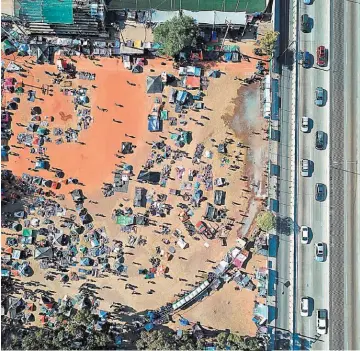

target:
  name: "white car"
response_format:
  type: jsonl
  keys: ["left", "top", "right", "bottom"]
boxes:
{"left": 300, "top": 297, "right": 310, "bottom": 316}
{"left": 301, "top": 116, "right": 310, "bottom": 132}
{"left": 301, "top": 159, "right": 310, "bottom": 177}
{"left": 316, "top": 309, "right": 328, "bottom": 334}
{"left": 300, "top": 226, "right": 310, "bottom": 244}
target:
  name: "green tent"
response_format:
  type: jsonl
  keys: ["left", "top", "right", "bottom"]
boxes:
{"left": 22, "top": 229, "right": 33, "bottom": 237}
{"left": 160, "top": 110, "right": 168, "bottom": 121}
{"left": 182, "top": 131, "right": 192, "bottom": 144}
{"left": 116, "top": 215, "right": 134, "bottom": 226}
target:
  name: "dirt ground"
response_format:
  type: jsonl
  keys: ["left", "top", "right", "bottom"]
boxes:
{"left": 2, "top": 40, "right": 268, "bottom": 335}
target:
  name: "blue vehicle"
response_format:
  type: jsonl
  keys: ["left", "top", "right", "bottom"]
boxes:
{"left": 315, "top": 87, "right": 325, "bottom": 106}
{"left": 298, "top": 51, "right": 311, "bottom": 68}
{"left": 304, "top": 0, "right": 311, "bottom": 4}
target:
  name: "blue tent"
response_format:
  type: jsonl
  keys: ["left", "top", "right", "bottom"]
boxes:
{"left": 148, "top": 115, "right": 160, "bottom": 132}
{"left": 179, "top": 317, "right": 190, "bottom": 326}
{"left": 80, "top": 257, "right": 93, "bottom": 266}
{"left": 224, "top": 52, "right": 232, "bottom": 62}
{"left": 144, "top": 323, "right": 154, "bottom": 331}
{"left": 99, "top": 310, "right": 108, "bottom": 320}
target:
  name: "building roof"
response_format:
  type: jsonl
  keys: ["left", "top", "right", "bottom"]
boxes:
{"left": 14, "top": 0, "right": 74, "bottom": 24}
{"left": 108, "top": 0, "right": 266, "bottom": 13}
{"left": 182, "top": 10, "right": 247, "bottom": 26}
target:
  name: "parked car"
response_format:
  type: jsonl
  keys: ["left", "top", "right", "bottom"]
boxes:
{"left": 301, "top": 297, "right": 310, "bottom": 316}
{"left": 315, "top": 242, "right": 327, "bottom": 262}
{"left": 315, "top": 131, "right": 326, "bottom": 150}
{"left": 315, "top": 183, "right": 327, "bottom": 201}
{"left": 301, "top": 159, "right": 310, "bottom": 177}
{"left": 316, "top": 46, "right": 327, "bottom": 67}
{"left": 317, "top": 309, "right": 328, "bottom": 334}
{"left": 315, "top": 87, "right": 325, "bottom": 106}
{"left": 300, "top": 226, "right": 310, "bottom": 244}
{"left": 301, "top": 116, "right": 310, "bottom": 132}
{"left": 301, "top": 14, "right": 311, "bottom": 33}
{"left": 304, "top": 0, "right": 312, "bottom": 4}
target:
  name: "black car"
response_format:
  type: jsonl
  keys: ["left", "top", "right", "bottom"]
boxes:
{"left": 315, "top": 131, "right": 326, "bottom": 150}
{"left": 315, "top": 183, "right": 327, "bottom": 202}
{"left": 301, "top": 14, "right": 311, "bottom": 33}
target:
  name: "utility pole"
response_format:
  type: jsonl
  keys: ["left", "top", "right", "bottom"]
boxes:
{"left": 221, "top": 20, "right": 231, "bottom": 51}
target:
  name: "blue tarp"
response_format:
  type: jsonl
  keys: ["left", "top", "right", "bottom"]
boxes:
{"left": 148, "top": 115, "right": 160, "bottom": 132}
{"left": 99, "top": 310, "right": 108, "bottom": 319}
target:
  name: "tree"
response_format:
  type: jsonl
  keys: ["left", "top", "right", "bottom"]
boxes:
{"left": 259, "top": 30, "right": 279, "bottom": 55}
{"left": 256, "top": 211, "right": 275, "bottom": 232}
{"left": 153, "top": 15, "right": 199, "bottom": 57}
{"left": 136, "top": 330, "right": 177, "bottom": 350}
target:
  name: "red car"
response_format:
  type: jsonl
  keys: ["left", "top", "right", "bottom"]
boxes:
{"left": 317, "top": 46, "right": 327, "bottom": 67}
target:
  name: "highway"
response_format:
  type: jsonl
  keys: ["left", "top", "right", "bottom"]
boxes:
{"left": 296, "top": 0, "right": 330, "bottom": 349}
{"left": 329, "top": 0, "right": 360, "bottom": 349}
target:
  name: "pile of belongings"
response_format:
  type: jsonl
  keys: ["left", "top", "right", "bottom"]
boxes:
{"left": 77, "top": 72, "right": 96, "bottom": 80}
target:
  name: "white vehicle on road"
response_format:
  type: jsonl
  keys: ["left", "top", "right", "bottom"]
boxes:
{"left": 300, "top": 226, "right": 310, "bottom": 244}
{"left": 300, "top": 297, "right": 310, "bottom": 316}
{"left": 301, "top": 159, "right": 310, "bottom": 177}
{"left": 316, "top": 309, "right": 328, "bottom": 334}
{"left": 301, "top": 116, "right": 310, "bottom": 132}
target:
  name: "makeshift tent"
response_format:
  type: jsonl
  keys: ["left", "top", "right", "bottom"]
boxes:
{"left": 121, "top": 142, "right": 133, "bottom": 154}
{"left": 146, "top": 76, "right": 163, "bottom": 94}
{"left": 34, "top": 247, "right": 53, "bottom": 260}
{"left": 214, "top": 190, "right": 226, "bottom": 205}
{"left": 148, "top": 115, "right": 160, "bottom": 132}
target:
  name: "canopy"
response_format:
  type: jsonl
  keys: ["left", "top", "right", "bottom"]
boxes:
{"left": 116, "top": 215, "right": 134, "bottom": 226}
{"left": 146, "top": 76, "right": 163, "bottom": 94}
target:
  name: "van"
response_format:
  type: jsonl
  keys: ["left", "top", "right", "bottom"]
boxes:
{"left": 315, "top": 131, "right": 326, "bottom": 150}
{"left": 301, "top": 297, "right": 310, "bottom": 316}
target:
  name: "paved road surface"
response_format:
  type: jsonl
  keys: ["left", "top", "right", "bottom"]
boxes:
{"left": 296, "top": 0, "right": 330, "bottom": 350}
{"left": 329, "top": 0, "right": 360, "bottom": 349}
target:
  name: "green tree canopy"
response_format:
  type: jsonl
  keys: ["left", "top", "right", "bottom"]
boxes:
{"left": 153, "top": 15, "right": 199, "bottom": 57}
{"left": 259, "top": 30, "right": 279, "bottom": 55}
{"left": 256, "top": 211, "right": 275, "bottom": 231}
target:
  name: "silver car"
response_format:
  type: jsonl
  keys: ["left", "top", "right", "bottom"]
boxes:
{"left": 301, "top": 159, "right": 310, "bottom": 177}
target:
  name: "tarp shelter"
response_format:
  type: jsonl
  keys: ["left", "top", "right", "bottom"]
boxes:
{"left": 207, "top": 70, "right": 220, "bottom": 78}
{"left": 149, "top": 10, "right": 178, "bottom": 23}
{"left": 2, "top": 40, "right": 16, "bottom": 55}
{"left": 184, "top": 76, "right": 201, "bottom": 89}
{"left": 146, "top": 76, "right": 163, "bottom": 94}
{"left": 148, "top": 115, "right": 160, "bottom": 132}
{"left": 186, "top": 66, "right": 202, "bottom": 77}
{"left": 6, "top": 62, "right": 22, "bottom": 72}
{"left": 214, "top": 190, "right": 226, "bottom": 205}
{"left": 34, "top": 246, "right": 53, "bottom": 260}
{"left": 137, "top": 170, "right": 160, "bottom": 184}
{"left": 71, "top": 189, "right": 84, "bottom": 202}
{"left": 116, "top": 215, "right": 135, "bottom": 226}
{"left": 144, "top": 323, "right": 154, "bottom": 331}
{"left": 176, "top": 90, "right": 188, "bottom": 105}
